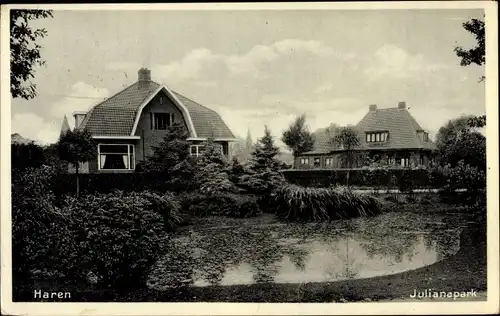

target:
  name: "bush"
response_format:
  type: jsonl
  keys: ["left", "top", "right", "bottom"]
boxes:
{"left": 11, "top": 166, "right": 78, "bottom": 283}
{"left": 440, "top": 161, "right": 486, "bottom": 206}
{"left": 181, "top": 192, "right": 262, "bottom": 218}
{"left": 61, "top": 191, "right": 169, "bottom": 288}
{"left": 140, "top": 191, "right": 183, "bottom": 231}
{"left": 271, "top": 184, "right": 384, "bottom": 221}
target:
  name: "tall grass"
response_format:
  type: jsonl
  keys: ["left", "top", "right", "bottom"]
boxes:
{"left": 271, "top": 185, "right": 384, "bottom": 221}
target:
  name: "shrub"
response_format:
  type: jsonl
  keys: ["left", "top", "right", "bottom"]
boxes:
{"left": 11, "top": 142, "right": 47, "bottom": 171}
{"left": 11, "top": 166, "right": 78, "bottom": 283}
{"left": 271, "top": 184, "right": 384, "bottom": 221}
{"left": 140, "top": 191, "right": 183, "bottom": 231}
{"left": 181, "top": 192, "right": 262, "bottom": 218}
{"left": 60, "top": 191, "right": 169, "bottom": 289}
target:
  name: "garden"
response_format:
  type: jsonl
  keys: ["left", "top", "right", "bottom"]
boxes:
{"left": 11, "top": 115, "right": 487, "bottom": 302}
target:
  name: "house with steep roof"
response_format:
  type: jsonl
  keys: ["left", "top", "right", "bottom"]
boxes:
{"left": 295, "top": 102, "right": 437, "bottom": 169}
{"left": 61, "top": 68, "right": 237, "bottom": 173}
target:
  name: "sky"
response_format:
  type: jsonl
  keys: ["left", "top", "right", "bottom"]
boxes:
{"left": 10, "top": 8, "right": 486, "bottom": 147}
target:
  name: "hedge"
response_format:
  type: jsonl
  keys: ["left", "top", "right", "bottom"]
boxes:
{"left": 50, "top": 172, "right": 193, "bottom": 197}
{"left": 281, "top": 168, "right": 448, "bottom": 190}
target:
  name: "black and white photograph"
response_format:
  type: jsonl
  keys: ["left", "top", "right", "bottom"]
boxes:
{"left": 1, "top": 2, "right": 498, "bottom": 315}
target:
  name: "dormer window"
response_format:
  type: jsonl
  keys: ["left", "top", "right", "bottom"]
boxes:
{"left": 366, "top": 131, "right": 389, "bottom": 143}
{"left": 417, "top": 130, "right": 429, "bottom": 142}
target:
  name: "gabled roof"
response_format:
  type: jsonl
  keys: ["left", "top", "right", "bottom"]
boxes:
{"left": 303, "top": 106, "right": 437, "bottom": 155}
{"left": 78, "top": 80, "right": 235, "bottom": 139}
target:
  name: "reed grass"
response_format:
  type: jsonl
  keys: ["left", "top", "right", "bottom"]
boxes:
{"left": 272, "top": 185, "right": 384, "bottom": 221}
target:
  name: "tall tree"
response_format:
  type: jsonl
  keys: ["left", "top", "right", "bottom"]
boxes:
{"left": 56, "top": 129, "right": 97, "bottom": 198}
{"left": 454, "top": 17, "right": 485, "bottom": 81}
{"left": 328, "top": 125, "right": 363, "bottom": 186}
{"left": 281, "top": 114, "right": 314, "bottom": 167}
{"left": 242, "top": 129, "right": 254, "bottom": 162}
{"left": 10, "top": 9, "right": 53, "bottom": 100}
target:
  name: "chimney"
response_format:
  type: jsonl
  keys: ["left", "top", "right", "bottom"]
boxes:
{"left": 398, "top": 101, "right": 406, "bottom": 110}
{"left": 138, "top": 68, "right": 151, "bottom": 82}
{"left": 369, "top": 104, "right": 377, "bottom": 111}
{"left": 73, "top": 111, "right": 87, "bottom": 129}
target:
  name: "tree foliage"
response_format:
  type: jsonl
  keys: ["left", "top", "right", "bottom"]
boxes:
{"left": 454, "top": 17, "right": 485, "bottom": 82}
{"left": 56, "top": 129, "right": 97, "bottom": 166}
{"left": 435, "top": 115, "right": 486, "bottom": 169}
{"left": 240, "top": 126, "right": 285, "bottom": 194}
{"left": 10, "top": 9, "right": 53, "bottom": 100}
{"left": 195, "top": 138, "right": 236, "bottom": 195}
{"left": 327, "top": 125, "right": 364, "bottom": 169}
{"left": 454, "top": 18, "right": 485, "bottom": 67}
{"left": 56, "top": 129, "right": 97, "bottom": 197}
{"left": 11, "top": 142, "right": 46, "bottom": 171}
{"left": 281, "top": 113, "right": 315, "bottom": 158}
{"left": 468, "top": 115, "right": 486, "bottom": 128}
{"left": 143, "top": 124, "right": 197, "bottom": 190}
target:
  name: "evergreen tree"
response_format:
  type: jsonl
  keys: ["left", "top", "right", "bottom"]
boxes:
{"left": 241, "top": 126, "right": 285, "bottom": 194}
{"left": 195, "top": 137, "right": 235, "bottom": 194}
{"left": 242, "top": 129, "right": 254, "bottom": 161}
{"left": 143, "top": 123, "right": 196, "bottom": 189}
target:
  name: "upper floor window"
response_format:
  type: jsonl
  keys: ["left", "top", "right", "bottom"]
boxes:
{"left": 366, "top": 132, "right": 389, "bottom": 143}
{"left": 151, "top": 112, "right": 173, "bottom": 130}
{"left": 300, "top": 157, "right": 309, "bottom": 165}
{"left": 423, "top": 132, "right": 429, "bottom": 142}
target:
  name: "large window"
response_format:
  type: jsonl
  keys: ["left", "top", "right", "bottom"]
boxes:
{"left": 300, "top": 157, "right": 309, "bottom": 165}
{"left": 98, "top": 144, "right": 135, "bottom": 170}
{"left": 190, "top": 145, "right": 206, "bottom": 157}
{"left": 151, "top": 113, "right": 173, "bottom": 130}
{"left": 366, "top": 132, "right": 389, "bottom": 143}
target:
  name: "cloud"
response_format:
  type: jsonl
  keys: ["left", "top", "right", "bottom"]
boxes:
{"left": 364, "top": 44, "right": 447, "bottom": 80}
{"left": 11, "top": 113, "right": 60, "bottom": 145}
{"left": 49, "top": 81, "right": 110, "bottom": 126}
{"left": 154, "top": 48, "right": 222, "bottom": 83}
{"left": 12, "top": 82, "right": 109, "bottom": 144}
{"left": 152, "top": 39, "right": 336, "bottom": 83}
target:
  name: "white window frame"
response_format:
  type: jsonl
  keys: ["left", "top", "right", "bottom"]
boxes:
{"left": 325, "top": 157, "right": 334, "bottom": 167}
{"left": 300, "top": 157, "right": 309, "bottom": 165}
{"left": 366, "top": 132, "right": 389, "bottom": 143}
{"left": 190, "top": 145, "right": 207, "bottom": 157}
{"left": 98, "top": 144, "right": 135, "bottom": 171}
{"left": 401, "top": 157, "right": 410, "bottom": 167}
{"left": 152, "top": 112, "right": 173, "bottom": 130}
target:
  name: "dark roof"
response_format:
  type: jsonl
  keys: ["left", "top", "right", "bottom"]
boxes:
{"left": 78, "top": 80, "right": 235, "bottom": 139}
{"left": 303, "top": 107, "right": 437, "bottom": 154}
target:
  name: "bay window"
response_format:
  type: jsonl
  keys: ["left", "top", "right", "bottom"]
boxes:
{"left": 98, "top": 144, "right": 135, "bottom": 170}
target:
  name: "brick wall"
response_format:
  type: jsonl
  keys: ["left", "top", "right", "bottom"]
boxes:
{"left": 134, "top": 90, "right": 188, "bottom": 161}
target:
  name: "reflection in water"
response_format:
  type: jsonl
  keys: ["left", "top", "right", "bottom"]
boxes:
{"left": 148, "top": 212, "right": 465, "bottom": 289}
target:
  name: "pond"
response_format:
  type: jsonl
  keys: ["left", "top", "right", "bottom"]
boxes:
{"left": 147, "top": 211, "right": 469, "bottom": 289}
